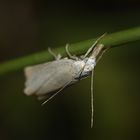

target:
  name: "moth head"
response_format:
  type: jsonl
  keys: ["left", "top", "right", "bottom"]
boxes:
{"left": 80, "top": 58, "right": 96, "bottom": 77}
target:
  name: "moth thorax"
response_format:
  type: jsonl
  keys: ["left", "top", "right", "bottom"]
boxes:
{"left": 83, "top": 57, "right": 96, "bottom": 74}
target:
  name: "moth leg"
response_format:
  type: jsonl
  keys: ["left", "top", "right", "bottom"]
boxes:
{"left": 90, "top": 70, "right": 94, "bottom": 128}
{"left": 83, "top": 33, "right": 106, "bottom": 58}
{"left": 65, "top": 44, "right": 79, "bottom": 60}
{"left": 41, "top": 80, "right": 72, "bottom": 105}
{"left": 48, "top": 47, "right": 62, "bottom": 60}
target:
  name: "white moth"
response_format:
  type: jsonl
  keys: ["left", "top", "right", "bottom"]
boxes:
{"left": 24, "top": 35, "right": 107, "bottom": 127}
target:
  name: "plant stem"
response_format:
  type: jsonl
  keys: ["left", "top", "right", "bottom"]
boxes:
{"left": 0, "top": 27, "right": 140, "bottom": 76}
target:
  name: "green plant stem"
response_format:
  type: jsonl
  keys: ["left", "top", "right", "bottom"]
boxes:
{"left": 0, "top": 27, "right": 140, "bottom": 76}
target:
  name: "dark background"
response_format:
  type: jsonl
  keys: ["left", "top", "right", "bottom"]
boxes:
{"left": 0, "top": 0, "right": 140, "bottom": 140}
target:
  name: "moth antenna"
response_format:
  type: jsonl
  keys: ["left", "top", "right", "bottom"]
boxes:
{"left": 41, "top": 81, "right": 72, "bottom": 106}
{"left": 84, "top": 33, "right": 107, "bottom": 58}
{"left": 91, "top": 70, "right": 94, "bottom": 128}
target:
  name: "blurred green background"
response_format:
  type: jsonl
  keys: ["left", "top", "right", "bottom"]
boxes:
{"left": 0, "top": 0, "right": 140, "bottom": 140}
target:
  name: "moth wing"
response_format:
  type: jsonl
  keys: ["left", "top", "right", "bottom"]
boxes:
{"left": 24, "top": 62, "right": 50, "bottom": 79}
{"left": 35, "top": 71, "right": 75, "bottom": 101}
{"left": 34, "top": 60, "right": 77, "bottom": 96}
{"left": 24, "top": 59, "right": 78, "bottom": 97}
{"left": 24, "top": 62, "right": 51, "bottom": 95}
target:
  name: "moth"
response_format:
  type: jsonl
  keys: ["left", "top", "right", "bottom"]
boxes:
{"left": 24, "top": 35, "right": 107, "bottom": 127}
